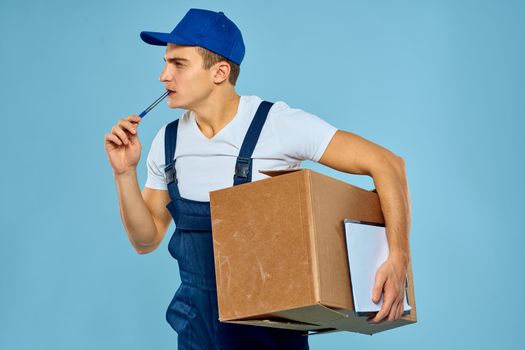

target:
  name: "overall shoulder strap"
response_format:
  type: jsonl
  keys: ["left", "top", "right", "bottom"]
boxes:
{"left": 233, "top": 101, "right": 274, "bottom": 185}
{"left": 164, "top": 119, "right": 181, "bottom": 199}
{"left": 164, "top": 119, "right": 179, "bottom": 168}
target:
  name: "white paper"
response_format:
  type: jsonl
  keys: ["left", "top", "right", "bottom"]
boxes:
{"left": 344, "top": 219, "right": 411, "bottom": 314}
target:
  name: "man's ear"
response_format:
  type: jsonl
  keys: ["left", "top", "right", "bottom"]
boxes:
{"left": 213, "top": 61, "right": 231, "bottom": 84}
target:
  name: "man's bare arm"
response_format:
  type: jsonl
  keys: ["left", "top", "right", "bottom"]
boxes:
{"left": 318, "top": 130, "right": 411, "bottom": 258}
{"left": 114, "top": 170, "right": 172, "bottom": 254}
{"left": 318, "top": 130, "right": 411, "bottom": 323}
{"left": 140, "top": 187, "right": 172, "bottom": 253}
{"left": 105, "top": 115, "right": 172, "bottom": 255}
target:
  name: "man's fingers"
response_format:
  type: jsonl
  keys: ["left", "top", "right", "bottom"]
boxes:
{"left": 387, "top": 299, "right": 400, "bottom": 321}
{"left": 397, "top": 301, "right": 404, "bottom": 319}
{"left": 367, "top": 269, "right": 387, "bottom": 324}
{"left": 369, "top": 290, "right": 395, "bottom": 323}
{"left": 107, "top": 116, "right": 141, "bottom": 147}
{"left": 372, "top": 301, "right": 390, "bottom": 323}
{"left": 121, "top": 116, "right": 140, "bottom": 134}
{"left": 371, "top": 270, "right": 386, "bottom": 304}
{"left": 126, "top": 115, "right": 142, "bottom": 124}
{"left": 105, "top": 133, "right": 123, "bottom": 146}
{"left": 112, "top": 125, "right": 131, "bottom": 145}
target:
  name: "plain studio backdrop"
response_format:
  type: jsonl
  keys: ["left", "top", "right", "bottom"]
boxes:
{"left": 1, "top": 0, "right": 523, "bottom": 349}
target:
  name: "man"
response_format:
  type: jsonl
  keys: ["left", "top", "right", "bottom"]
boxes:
{"left": 104, "top": 8, "right": 411, "bottom": 350}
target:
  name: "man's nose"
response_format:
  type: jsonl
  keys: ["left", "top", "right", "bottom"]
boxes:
{"left": 159, "top": 64, "right": 170, "bottom": 82}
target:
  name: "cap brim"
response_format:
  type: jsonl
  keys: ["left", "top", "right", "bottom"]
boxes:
{"left": 140, "top": 31, "right": 196, "bottom": 46}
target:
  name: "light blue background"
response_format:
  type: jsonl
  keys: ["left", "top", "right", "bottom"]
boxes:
{"left": 1, "top": 0, "right": 523, "bottom": 349}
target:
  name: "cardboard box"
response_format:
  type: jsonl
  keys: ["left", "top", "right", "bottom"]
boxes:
{"left": 209, "top": 169, "right": 416, "bottom": 335}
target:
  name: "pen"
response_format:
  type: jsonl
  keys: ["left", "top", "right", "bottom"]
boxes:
{"left": 139, "top": 90, "right": 172, "bottom": 118}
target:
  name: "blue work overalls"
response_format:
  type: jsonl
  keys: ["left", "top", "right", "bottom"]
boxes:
{"left": 163, "top": 101, "right": 310, "bottom": 350}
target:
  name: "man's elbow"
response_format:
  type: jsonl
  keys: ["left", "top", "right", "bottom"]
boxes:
{"left": 371, "top": 151, "right": 405, "bottom": 177}
{"left": 134, "top": 242, "right": 160, "bottom": 255}
{"left": 135, "top": 248, "right": 151, "bottom": 255}
{"left": 394, "top": 155, "right": 406, "bottom": 172}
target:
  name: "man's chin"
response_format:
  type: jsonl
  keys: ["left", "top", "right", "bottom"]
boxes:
{"left": 167, "top": 101, "right": 186, "bottom": 109}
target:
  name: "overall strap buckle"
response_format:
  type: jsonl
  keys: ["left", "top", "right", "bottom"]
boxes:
{"left": 234, "top": 156, "right": 251, "bottom": 179}
{"left": 165, "top": 163, "right": 178, "bottom": 184}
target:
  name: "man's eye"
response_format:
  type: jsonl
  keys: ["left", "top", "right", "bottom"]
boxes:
{"left": 176, "top": 62, "right": 184, "bottom": 67}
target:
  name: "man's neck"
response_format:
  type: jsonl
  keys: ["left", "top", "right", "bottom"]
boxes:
{"left": 191, "top": 90, "right": 241, "bottom": 139}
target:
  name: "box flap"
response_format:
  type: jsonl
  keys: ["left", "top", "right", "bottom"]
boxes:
{"left": 307, "top": 328, "right": 341, "bottom": 336}
{"left": 272, "top": 303, "right": 349, "bottom": 325}
{"left": 258, "top": 168, "right": 304, "bottom": 177}
{"left": 272, "top": 303, "right": 417, "bottom": 335}
{"left": 226, "top": 302, "right": 416, "bottom": 336}
{"left": 323, "top": 311, "right": 416, "bottom": 335}
{"left": 223, "top": 318, "right": 328, "bottom": 331}
{"left": 224, "top": 308, "right": 342, "bottom": 334}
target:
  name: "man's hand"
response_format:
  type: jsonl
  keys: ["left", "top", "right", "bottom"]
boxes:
{"left": 367, "top": 252, "right": 408, "bottom": 324}
{"left": 104, "top": 115, "right": 143, "bottom": 176}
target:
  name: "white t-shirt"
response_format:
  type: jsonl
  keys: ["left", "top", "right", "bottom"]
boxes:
{"left": 145, "top": 95, "right": 338, "bottom": 202}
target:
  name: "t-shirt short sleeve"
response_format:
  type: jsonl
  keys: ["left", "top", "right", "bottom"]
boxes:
{"left": 271, "top": 102, "right": 338, "bottom": 162}
{"left": 145, "top": 125, "right": 168, "bottom": 190}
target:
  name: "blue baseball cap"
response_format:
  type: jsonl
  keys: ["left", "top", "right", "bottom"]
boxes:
{"left": 140, "top": 8, "right": 245, "bottom": 65}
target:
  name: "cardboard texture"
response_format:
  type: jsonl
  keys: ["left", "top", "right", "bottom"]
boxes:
{"left": 209, "top": 169, "right": 417, "bottom": 335}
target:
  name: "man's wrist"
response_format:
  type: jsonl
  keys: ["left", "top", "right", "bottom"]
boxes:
{"left": 388, "top": 250, "right": 409, "bottom": 265}
{"left": 113, "top": 168, "right": 137, "bottom": 181}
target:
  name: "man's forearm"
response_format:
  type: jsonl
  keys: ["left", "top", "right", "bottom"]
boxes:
{"left": 370, "top": 156, "right": 412, "bottom": 263}
{"left": 114, "top": 169, "right": 159, "bottom": 250}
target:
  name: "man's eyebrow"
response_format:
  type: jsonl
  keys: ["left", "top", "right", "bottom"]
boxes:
{"left": 163, "top": 57, "right": 190, "bottom": 62}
